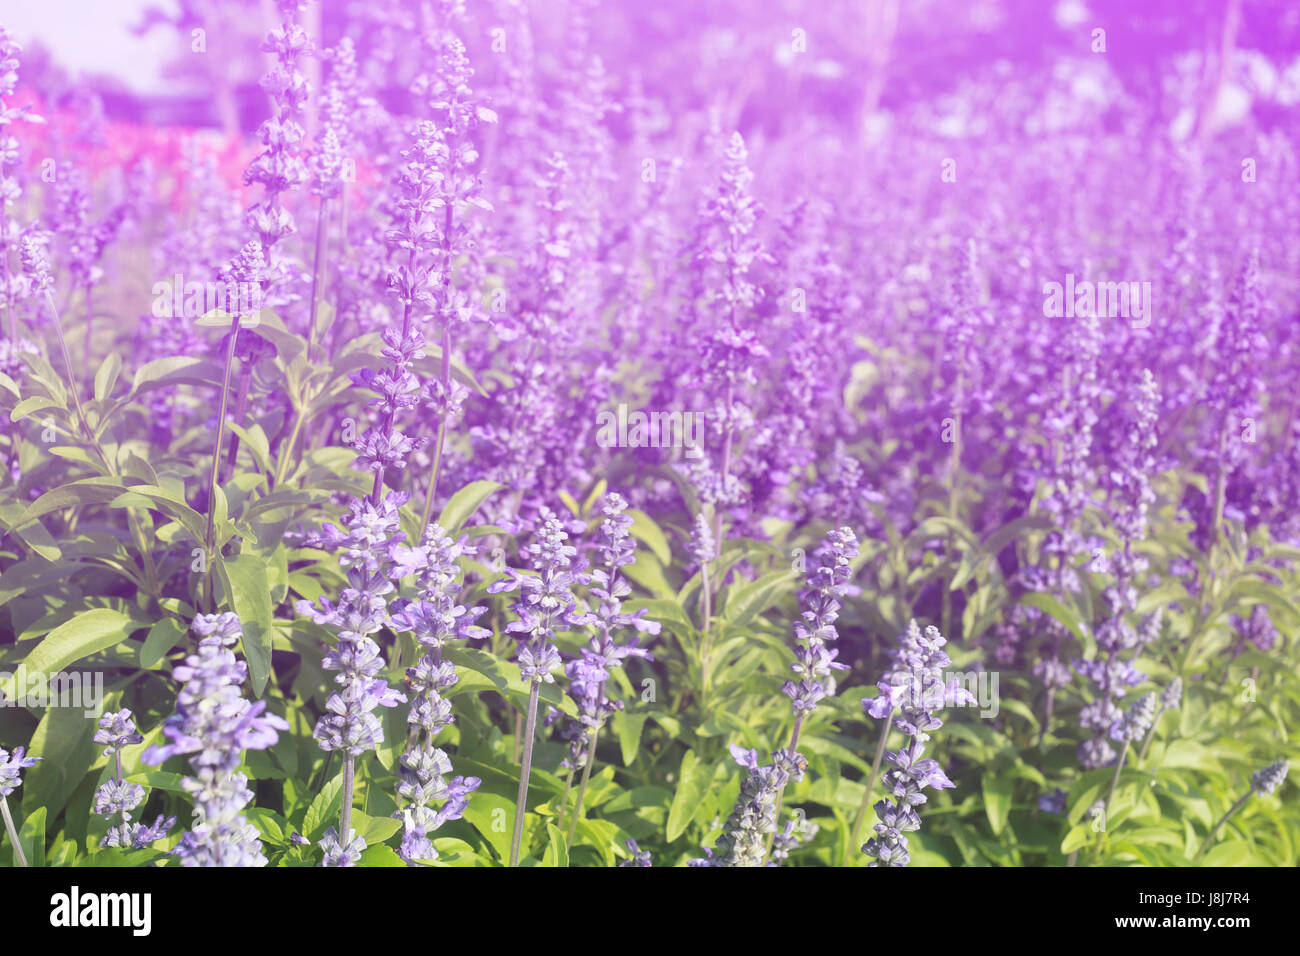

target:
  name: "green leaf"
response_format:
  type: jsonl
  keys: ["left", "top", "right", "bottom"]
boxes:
{"left": 982, "top": 774, "right": 1012, "bottom": 836}
{"left": 228, "top": 422, "right": 272, "bottom": 474}
{"left": 130, "top": 355, "right": 204, "bottom": 393}
{"left": 352, "top": 810, "right": 402, "bottom": 846}
{"left": 21, "top": 707, "right": 97, "bottom": 824}
{"left": 428, "top": 837, "right": 482, "bottom": 867}
{"left": 19, "top": 806, "right": 46, "bottom": 868}
{"left": 217, "top": 552, "right": 274, "bottom": 696}
{"left": 140, "top": 618, "right": 185, "bottom": 669}
{"left": 2, "top": 608, "right": 138, "bottom": 699}
{"left": 47, "top": 446, "right": 98, "bottom": 468}
{"left": 303, "top": 773, "right": 344, "bottom": 841}
{"left": 627, "top": 509, "right": 671, "bottom": 564}
{"left": 463, "top": 789, "right": 515, "bottom": 864}
{"left": 722, "top": 569, "right": 799, "bottom": 630}
{"left": 1200, "top": 840, "right": 1252, "bottom": 867}
{"left": 666, "top": 749, "right": 708, "bottom": 842}
{"left": 613, "top": 711, "right": 648, "bottom": 766}
{"left": 0, "top": 370, "right": 20, "bottom": 398}
{"left": 9, "top": 396, "right": 61, "bottom": 422}
{"left": 246, "top": 807, "right": 289, "bottom": 846}
{"left": 93, "top": 353, "right": 122, "bottom": 403}
{"left": 20, "top": 477, "right": 128, "bottom": 524}
{"left": 1061, "top": 824, "right": 1092, "bottom": 855}
{"left": 1020, "top": 591, "right": 1088, "bottom": 645}
{"left": 438, "top": 480, "right": 504, "bottom": 533}
{"left": 0, "top": 502, "right": 62, "bottom": 561}
{"left": 541, "top": 823, "right": 569, "bottom": 868}
{"left": 357, "top": 844, "right": 406, "bottom": 867}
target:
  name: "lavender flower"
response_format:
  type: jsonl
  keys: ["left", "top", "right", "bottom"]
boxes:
{"left": 860, "top": 621, "right": 971, "bottom": 867}
{"left": 0, "top": 743, "right": 38, "bottom": 867}
{"left": 1231, "top": 606, "right": 1276, "bottom": 653}
{"left": 1110, "top": 692, "right": 1156, "bottom": 744}
{"left": 299, "top": 496, "right": 408, "bottom": 759}
{"left": 619, "top": 838, "right": 652, "bottom": 867}
{"left": 1160, "top": 677, "right": 1183, "bottom": 711}
{"left": 388, "top": 523, "right": 488, "bottom": 864}
{"left": 0, "top": 745, "right": 38, "bottom": 798}
{"left": 490, "top": 509, "right": 596, "bottom": 684}
{"left": 783, "top": 527, "right": 858, "bottom": 720}
{"left": 1076, "top": 368, "right": 1162, "bottom": 769}
{"left": 93, "top": 709, "right": 174, "bottom": 850}
{"left": 142, "top": 613, "right": 288, "bottom": 866}
{"left": 1038, "top": 788, "right": 1067, "bottom": 815}
{"left": 320, "top": 826, "right": 366, "bottom": 867}
{"left": 1251, "top": 760, "right": 1289, "bottom": 796}
{"left": 693, "top": 745, "right": 806, "bottom": 867}
{"left": 770, "top": 815, "right": 819, "bottom": 865}
{"left": 561, "top": 493, "right": 657, "bottom": 772}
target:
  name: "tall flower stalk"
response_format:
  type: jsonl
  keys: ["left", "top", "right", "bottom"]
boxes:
{"left": 388, "top": 524, "right": 488, "bottom": 864}
{"left": 297, "top": 493, "right": 409, "bottom": 866}
{"left": 489, "top": 510, "right": 594, "bottom": 866}
{"left": 224, "top": 0, "right": 311, "bottom": 482}
{"left": 687, "top": 132, "right": 769, "bottom": 620}
{"left": 559, "top": 493, "right": 657, "bottom": 845}
{"left": 858, "top": 621, "right": 973, "bottom": 866}
{"left": 1193, "top": 760, "right": 1288, "bottom": 861}
{"left": 695, "top": 527, "right": 858, "bottom": 867}
{"left": 1076, "top": 368, "right": 1161, "bottom": 769}
{"left": 408, "top": 19, "right": 496, "bottom": 527}
{"left": 143, "top": 613, "right": 289, "bottom": 866}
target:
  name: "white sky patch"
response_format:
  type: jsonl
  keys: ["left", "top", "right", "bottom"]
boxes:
{"left": 5, "top": 0, "right": 180, "bottom": 93}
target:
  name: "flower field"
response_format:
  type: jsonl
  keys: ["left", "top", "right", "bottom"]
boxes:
{"left": 0, "top": 0, "right": 1296, "bottom": 872}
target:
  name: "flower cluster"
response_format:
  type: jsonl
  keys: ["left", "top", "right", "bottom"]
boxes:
{"left": 862, "top": 621, "right": 971, "bottom": 867}
{"left": 298, "top": 495, "right": 409, "bottom": 757}
{"left": 691, "top": 744, "right": 807, "bottom": 867}
{"left": 1250, "top": 760, "right": 1289, "bottom": 796}
{"left": 490, "top": 510, "right": 596, "bottom": 684}
{"left": 388, "top": 523, "right": 488, "bottom": 863}
{"left": 243, "top": 0, "right": 312, "bottom": 292}
{"left": 143, "top": 613, "right": 288, "bottom": 866}
{"left": 0, "top": 744, "right": 39, "bottom": 797}
{"left": 93, "top": 709, "right": 174, "bottom": 850}
{"left": 783, "top": 526, "right": 858, "bottom": 718}
{"left": 1076, "top": 368, "right": 1162, "bottom": 769}
{"left": 561, "top": 493, "right": 657, "bottom": 770}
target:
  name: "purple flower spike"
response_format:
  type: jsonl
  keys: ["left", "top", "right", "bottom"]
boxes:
{"left": 143, "top": 613, "right": 287, "bottom": 867}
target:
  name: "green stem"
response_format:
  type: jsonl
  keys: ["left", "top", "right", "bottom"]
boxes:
{"left": 555, "top": 765, "right": 575, "bottom": 834}
{"left": 1134, "top": 705, "right": 1167, "bottom": 768}
{"left": 1, "top": 795, "right": 27, "bottom": 867}
{"left": 306, "top": 196, "right": 329, "bottom": 362}
{"left": 418, "top": 323, "right": 453, "bottom": 532}
{"left": 1193, "top": 789, "right": 1252, "bottom": 862}
{"left": 339, "top": 753, "right": 355, "bottom": 856}
{"left": 509, "top": 681, "right": 541, "bottom": 867}
{"left": 202, "top": 315, "right": 241, "bottom": 611}
{"left": 850, "top": 710, "right": 893, "bottom": 859}
{"left": 1103, "top": 742, "right": 1129, "bottom": 818}
{"left": 566, "top": 722, "right": 600, "bottom": 851}
{"left": 273, "top": 405, "right": 306, "bottom": 487}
